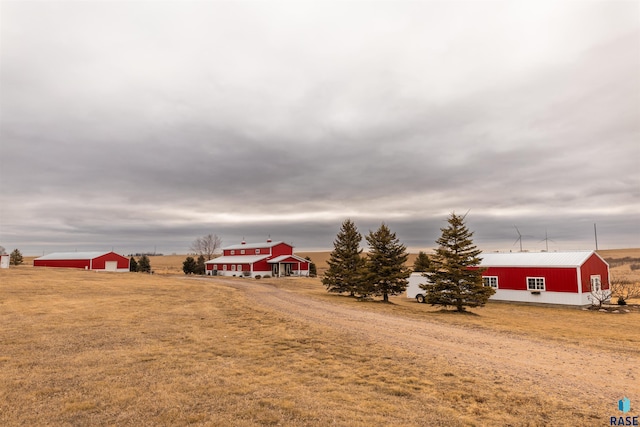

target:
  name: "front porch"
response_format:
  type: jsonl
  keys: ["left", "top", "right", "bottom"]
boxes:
{"left": 268, "top": 255, "right": 310, "bottom": 277}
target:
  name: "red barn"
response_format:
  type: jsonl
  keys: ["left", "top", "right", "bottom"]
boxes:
{"left": 34, "top": 251, "right": 130, "bottom": 272}
{"left": 478, "top": 251, "right": 610, "bottom": 306}
{"left": 205, "top": 239, "right": 310, "bottom": 278}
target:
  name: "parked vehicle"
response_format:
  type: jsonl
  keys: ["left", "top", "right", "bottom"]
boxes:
{"left": 406, "top": 272, "right": 430, "bottom": 303}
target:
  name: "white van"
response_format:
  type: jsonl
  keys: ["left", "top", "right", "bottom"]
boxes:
{"left": 406, "top": 272, "right": 430, "bottom": 303}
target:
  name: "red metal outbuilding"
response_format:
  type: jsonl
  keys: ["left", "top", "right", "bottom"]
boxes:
{"left": 477, "top": 251, "right": 610, "bottom": 306}
{"left": 34, "top": 251, "right": 130, "bottom": 272}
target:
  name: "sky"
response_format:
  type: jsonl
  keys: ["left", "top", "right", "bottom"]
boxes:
{"left": 1, "top": 1, "right": 639, "bottom": 256}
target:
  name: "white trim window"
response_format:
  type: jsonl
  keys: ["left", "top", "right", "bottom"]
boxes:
{"left": 255, "top": 249, "right": 261, "bottom": 254}
{"left": 231, "top": 265, "right": 236, "bottom": 271}
{"left": 223, "top": 265, "right": 227, "bottom": 271}
{"left": 237, "top": 264, "right": 242, "bottom": 272}
{"left": 590, "top": 275, "right": 602, "bottom": 292}
{"left": 240, "top": 249, "right": 245, "bottom": 255}
{"left": 527, "top": 277, "right": 545, "bottom": 291}
{"left": 230, "top": 250, "right": 235, "bottom": 255}
{"left": 483, "top": 276, "right": 498, "bottom": 289}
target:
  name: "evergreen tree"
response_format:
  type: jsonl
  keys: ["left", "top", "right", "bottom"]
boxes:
{"left": 183, "top": 256, "right": 197, "bottom": 275}
{"left": 305, "top": 256, "right": 317, "bottom": 277}
{"left": 10, "top": 249, "right": 23, "bottom": 266}
{"left": 422, "top": 212, "right": 494, "bottom": 312}
{"left": 322, "top": 219, "right": 367, "bottom": 296}
{"left": 196, "top": 255, "right": 206, "bottom": 275}
{"left": 364, "top": 223, "right": 411, "bottom": 302}
{"left": 137, "top": 255, "right": 151, "bottom": 273}
{"left": 129, "top": 256, "right": 138, "bottom": 272}
{"left": 413, "top": 251, "right": 431, "bottom": 272}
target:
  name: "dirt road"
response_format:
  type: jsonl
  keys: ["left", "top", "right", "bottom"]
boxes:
{"left": 214, "top": 278, "right": 639, "bottom": 416}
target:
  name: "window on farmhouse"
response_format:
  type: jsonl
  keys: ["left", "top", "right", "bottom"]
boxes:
{"left": 483, "top": 277, "right": 498, "bottom": 289}
{"left": 230, "top": 250, "right": 235, "bottom": 255}
{"left": 231, "top": 265, "right": 236, "bottom": 271}
{"left": 527, "top": 277, "right": 545, "bottom": 291}
{"left": 255, "top": 249, "right": 260, "bottom": 254}
{"left": 241, "top": 249, "right": 245, "bottom": 255}
{"left": 591, "top": 275, "right": 602, "bottom": 292}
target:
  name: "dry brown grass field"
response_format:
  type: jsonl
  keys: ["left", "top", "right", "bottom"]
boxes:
{"left": 6, "top": 249, "right": 639, "bottom": 426}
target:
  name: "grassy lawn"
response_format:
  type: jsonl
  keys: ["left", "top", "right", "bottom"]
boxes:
{"left": 1, "top": 266, "right": 639, "bottom": 426}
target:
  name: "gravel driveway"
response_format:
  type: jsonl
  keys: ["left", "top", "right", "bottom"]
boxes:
{"left": 213, "top": 278, "right": 639, "bottom": 417}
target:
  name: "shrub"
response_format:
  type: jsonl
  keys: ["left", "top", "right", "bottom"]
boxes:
{"left": 263, "top": 275, "right": 270, "bottom": 279}
{"left": 182, "top": 257, "right": 197, "bottom": 275}
{"left": 630, "top": 264, "right": 640, "bottom": 271}
{"left": 255, "top": 275, "right": 261, "bottom": 280}
{"left": 618, "top": 297, "right": 627, "bottom": 305}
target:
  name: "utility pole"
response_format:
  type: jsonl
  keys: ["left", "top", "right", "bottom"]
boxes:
{"left": 594, "top": 223, "right": 599, "bottom": 251}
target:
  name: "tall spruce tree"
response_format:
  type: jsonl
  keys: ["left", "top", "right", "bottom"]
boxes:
{"left": 422, "top": 212, "right": 494, "bottom": 312}
{"left": 137, "top": 255, "right": 151, "bottom": 273}
{"left": 10, "top": 249, "right": 23, "bottom": 266}
{"left": 305, "top": 256, "right": 317, "bottom": 277}
{"left": 413, "top": 251, "right": 431, "bottom": 272}
{"left": 196, "top": 255, "right": 206, "bottom": 275}
{"left": 322, "top": 219, "right": 366, "bottom": 296}
{"left": 364, "top": 223, "right": 411, "bottom": 302}
{"left": 129, "top": 256, "right": 138, "bottom": 272}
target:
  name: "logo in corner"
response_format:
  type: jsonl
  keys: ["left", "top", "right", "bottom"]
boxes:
{"left": 610, "top": 397, "right": 638, "bottom": 426}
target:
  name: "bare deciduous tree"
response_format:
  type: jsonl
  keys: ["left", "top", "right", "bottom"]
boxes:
{"left": 588, "top": 281, "right": 611, "bottom": 308}
{"left": 190, "top": 234, "right": 222, "bottom": 260}
{"left": 610, "top": 277, "right": 640, "bottom": 305}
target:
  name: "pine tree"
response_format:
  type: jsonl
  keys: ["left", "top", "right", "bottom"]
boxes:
{"left": 305, "top": 256, "right": 317, "bottom": 277}
{"left": 413, "top": 251, "right": 431, "bottom": 272}
{"left": 322, "top": 219, "right": 367, "bottom": 296}
{"left": 196, "top": 255, "right": 206, "bottom": 275}
{"left": 365, "top": 223, "right": 411, "bottom": 302}
{"left": 129, "top": 256, "right": 138, "bottom": 272}
{"left": 137, "top": 255, "right": 151, "bottom": 273}
{"left": 10, "top": 249, "right": 23, "bottom": 266}
{"left": 422, "top": 212, "right": 494, "bottom": 312}
{"left": 183, "top": 256, "right": 197, "bottom": 275}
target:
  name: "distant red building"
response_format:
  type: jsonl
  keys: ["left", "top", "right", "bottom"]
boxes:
{"left": 477, "top": 251, "right": 609, "bottom": 306}
{"left": 205, "top": 239, "right": 309, "bottom": 277}
{"left": 33, "top": 251, "right": 130, "bottom": 272}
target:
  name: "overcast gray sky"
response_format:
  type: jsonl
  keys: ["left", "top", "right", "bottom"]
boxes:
{"left": 1, "top": 1, "right": 639, "bottom": 256}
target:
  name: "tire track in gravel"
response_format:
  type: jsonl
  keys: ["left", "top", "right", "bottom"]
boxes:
{"left": 198, "top": 278, "right": 640, "bottom": 409}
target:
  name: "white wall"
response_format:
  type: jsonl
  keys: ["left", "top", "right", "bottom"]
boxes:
{"left": 490, "top": 289, "right": 588, "bottom": 306}
{"left": 0, "top": 255, "right": 9, "bottom": 269}
{"left": 207, "top": 269, "right": 270, "bottom": 278}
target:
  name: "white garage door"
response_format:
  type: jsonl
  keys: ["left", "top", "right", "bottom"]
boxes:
{"left": 104, "top": 261, "right": 118, "bottom": 271}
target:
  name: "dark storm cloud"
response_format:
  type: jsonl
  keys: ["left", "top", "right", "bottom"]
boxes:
{"left": 1, "top": 1, "right": 638, "bottom": 254}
